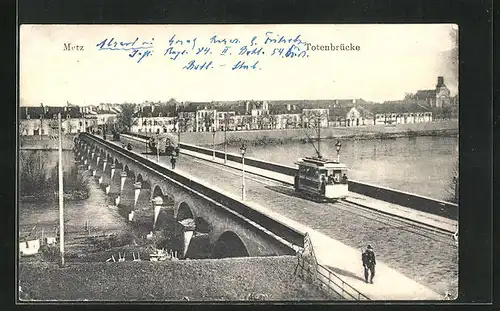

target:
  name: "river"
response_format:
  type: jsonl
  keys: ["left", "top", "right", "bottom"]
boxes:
{"left": 18, "top": 150, "right": 129, "bottom": 254}
{"left": 222, "top": 136, "right": 458, "bottom": 201}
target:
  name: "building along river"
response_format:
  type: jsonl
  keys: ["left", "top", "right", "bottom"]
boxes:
{"left": 222, "top": 136, "right": 458, "bottom": 201}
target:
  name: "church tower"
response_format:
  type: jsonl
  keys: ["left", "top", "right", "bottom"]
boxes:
{"left": 435, "top": 76, "right": 450, "bottom": 108}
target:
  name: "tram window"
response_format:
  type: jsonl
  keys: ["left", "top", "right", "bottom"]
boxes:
{"left": 305, "top": 167, "right": 315, "bottom": 178}
{"left": 341, "top": 171, "right": 348, "bottom": 184}
{"left": 319, "top": 170, "right": 327, "bottom": 181}
{"left": 304, "top": 168, "right": 311, "bottom": 177}
{"left": 333, "top": 171, "right": 341, "bottom": 182}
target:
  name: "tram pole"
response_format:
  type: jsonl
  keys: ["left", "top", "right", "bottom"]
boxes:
{"left": 317, "top": 115, "right": 321, "bottom": 158}
{"left": 224, "top": 117, "right": 228, "bottom": 164}
{"left": 212, "top": 127, "right": 216, "bottom": 161}
{"left": 177, "top": 117, "right": 181, "bottom": 144}
{"left": 157, "top": 134, "right": 160, "bottom": 162}
{"left": 58, "top": 113, "right": 65, "bottom": 267}
{"left": 240, "top": 144, "right": 246, "bottom": 201}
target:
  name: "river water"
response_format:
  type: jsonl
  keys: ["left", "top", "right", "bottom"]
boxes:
{"left": 223, "top": 136, "right": 458, "bottom": 201}
{"left": 18, "top": 150, "right": 129, "bottom": 252}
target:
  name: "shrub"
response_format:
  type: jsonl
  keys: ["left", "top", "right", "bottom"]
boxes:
{"left": 19, "top": 150, "right": 89, "bottom": 201}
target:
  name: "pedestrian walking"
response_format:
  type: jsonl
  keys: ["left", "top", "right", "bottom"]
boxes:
{"left": 170, "top": 155, "right": 177, "bottom": 169}
{"left": 362, "top": 245, "right": 376, "bottom": 284}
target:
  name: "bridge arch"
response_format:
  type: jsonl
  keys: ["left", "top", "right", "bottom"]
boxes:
{"left": 124, "top": 165, "right": 138, "bottom": 179}
{"left": 136, "top": 173, "right": 145, "bottom": 184}
{"left": 212, "top": 231, "right": 249, "bottom": 259}
{"left": 114, "top": 161, "right": 123, "bottom": 170}
{"left": 177, "top": 202, "right": 195, "bottom": 221}
{"left": 152, "top": 184, "right": 165, "bottom": 199}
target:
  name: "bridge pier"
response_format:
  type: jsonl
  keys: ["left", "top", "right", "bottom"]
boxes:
{"left": 152, "top": 196, "right": 165, "bottom": 229}
{"left": 120, "top": 171, "right": 127, "bottom": 193}
{"left": 107, "top": 164, "right": 121, "bottom": 196}
{"left": 134, "top": 182, "right": 142, "bottom": 210}
{"left": 102, "top": 160, "right": 108, "bottom": 175}
{"left": 117, "top": 172, "right": 136, "bottom": 212}
{"left": 178, "top": 218, "right": 196, "bottom": 257}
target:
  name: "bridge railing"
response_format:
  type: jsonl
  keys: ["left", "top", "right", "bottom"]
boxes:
{"left": 79, "top": 133, "right": 306, "bottom": 249}
{"left": 296, "top": 233, "right": 370, "bottom": 300}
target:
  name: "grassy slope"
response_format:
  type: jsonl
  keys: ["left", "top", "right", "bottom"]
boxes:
{"left": 19, "top": 256, "right": 338, "bottom": 301}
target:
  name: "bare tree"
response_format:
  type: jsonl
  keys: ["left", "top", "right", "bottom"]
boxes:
{"left": 203, "top": 113, "right": 214, "bottom": 132}
{"left": 255, "top": 115, "right": 269, "bottom": 130}
{"left": 303, "top": 110, "right": 328, "bottom": 129}
{"left": 20, "top": 151, "right": 49, "bottom": 196}
{"left": 404, "top": 93, "right": 416, "bottom": 100}
{"left": 268, "top": 115, "right": 278, "bottom": 130}
{"left": 117, "top": 103, "right": 138, "bottom": 133}
{"left": 19, "top": 122, "right": 28, "bottom": 136}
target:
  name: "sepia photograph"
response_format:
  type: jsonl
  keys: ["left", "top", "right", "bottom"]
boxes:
{"left": 18, "top": 24, "right": 459, "bottom": 302}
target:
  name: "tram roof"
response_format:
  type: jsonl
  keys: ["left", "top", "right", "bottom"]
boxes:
{"left": 295, "top": 157, "right": 348, "bottom": 169}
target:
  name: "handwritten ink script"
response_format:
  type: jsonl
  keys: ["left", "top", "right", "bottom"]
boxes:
{"left": 95, "top": 32, "right": 309, "bottom": 71}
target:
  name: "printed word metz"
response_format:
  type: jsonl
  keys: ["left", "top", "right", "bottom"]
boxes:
{"left": 63, "top": 43, "right": 84, "bottom": 51}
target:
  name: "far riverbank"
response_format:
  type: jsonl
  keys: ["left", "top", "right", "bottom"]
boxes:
{"left": 20, "top": 135, "right": 76, "bottom": 150}
{"left": 180, "top": 120, "right": 458, "bottom": 147}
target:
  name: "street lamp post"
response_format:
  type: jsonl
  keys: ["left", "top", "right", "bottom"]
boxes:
{"left": 156, "top": 134, "right": 160, "bottom": 162}
{"left": 57, "top": 113, "right": 65, "bottom": 267}
{"left": 335, "top": 140, "right": 342, "bottom": 163}
{"left": 212, "top": 127, "right": 216, "bottom": 160}
{"left": 224, "top": 115, "right": 229, "bottom": 163}
{"left": 177, "top": 116, "right": 181, "bottom": 144}
{"left": 240, "top": 144, "right": 246, "bottom": 201}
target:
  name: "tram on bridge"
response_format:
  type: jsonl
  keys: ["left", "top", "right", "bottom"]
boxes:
{"left": 147, "top": 133, "right": 179, "bottom": 156}
{"left": 294, "top": 156, "right": 349, "bottom": 201}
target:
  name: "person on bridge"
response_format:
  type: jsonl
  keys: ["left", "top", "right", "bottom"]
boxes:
{"left": 342, "top": 173, "right": 348, "bottom": 183}
{"left": 362, "top": 245, "right": 376, "bottom": 284}
{"left": 170, "top": 155, "right": 177, "bottom": 169}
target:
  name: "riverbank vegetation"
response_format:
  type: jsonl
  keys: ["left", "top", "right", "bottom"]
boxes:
{"left": 215, "top": 128, "right": 458, "bottom": 148}
{"left": 19, "top": 151, "right": 89, "bottom": 202}
{"left": 446, "top": 160, "right": 459, "bottom": 204}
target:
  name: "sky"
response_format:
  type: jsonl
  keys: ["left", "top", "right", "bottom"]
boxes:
{"left": 20, "top": 24, "right": 458, "bottom": 106}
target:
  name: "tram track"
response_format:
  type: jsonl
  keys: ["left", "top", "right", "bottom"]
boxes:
{"left": 182, "top": 152, "right": 456, "bottom": 245}
{"left": 334, "top": 200, "right": 455, "bottom": 245}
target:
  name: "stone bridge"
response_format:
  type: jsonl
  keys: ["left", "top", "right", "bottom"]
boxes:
{"left": 73, "top": 133, "right": 302, "bottom": 259}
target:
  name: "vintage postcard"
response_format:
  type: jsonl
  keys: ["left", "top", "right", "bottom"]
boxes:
{"left": 18, "top": 24, "right": 458, "bottom": 302}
